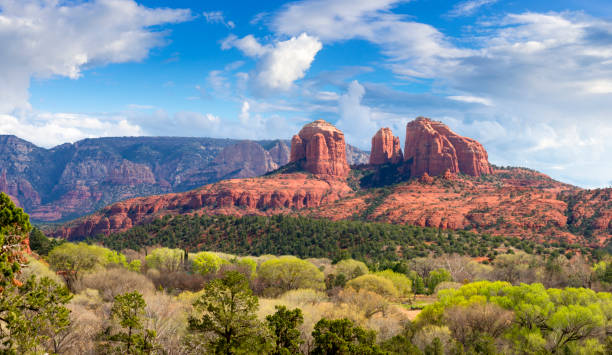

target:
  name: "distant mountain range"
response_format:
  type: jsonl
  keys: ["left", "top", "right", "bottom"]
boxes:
{"left": 0, "top": 135, "right": 369, "bottom": 222}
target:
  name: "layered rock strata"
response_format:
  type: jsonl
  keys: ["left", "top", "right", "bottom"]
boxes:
{"left": 404, "top": 117, "right": 492, "bottom": 177}
{"left": 290, "top": 120, "right": 350, "bottom": 178}
{"left": 369, "top": 128, "right": 403, "bottom": 165}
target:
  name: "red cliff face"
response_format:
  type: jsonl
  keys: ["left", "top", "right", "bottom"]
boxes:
{"left": 369, "top": 128, "right": 402, "bottom": 165}
{"left": 290, "top": 120, "right": 350, "bottom": 178}
{"left": 404, "top": 117, "right": 492, "bottom": 177}
{"left": 53, "top": 173, "right": 352, "bottom": 239}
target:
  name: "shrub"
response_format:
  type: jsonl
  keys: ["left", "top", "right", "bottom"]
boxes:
{"left": 79, "top": 267, "right": 155, "bottom": 301}
{"left": 334, "top": 259, "right": 369, "bottom": 279}
{"left": 191, "top": 251, "right": 227, "bottom": 276}
{"left": 257, "top": 256, "right": 325, "bottom": 296}
{"left": 374, "top": 270, "right": 412, "bottom": 298}
{"left": 145, "top": 248, "right": 184, "bottom": 273}
{"left": 346, "top": 274, "right": 399, "bottom": 298}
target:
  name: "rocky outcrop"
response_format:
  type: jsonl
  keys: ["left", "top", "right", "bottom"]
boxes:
{"left": 404, "top": 117, "right": 492, "bottom": 177}
{"left": 268, "top": 141, "right": 291, "bottom": 166}
{"left": 369, "top": 128, "right": 402, "bottom": 165}
{"left": 213, "top": 141, "right": 279, "bottom": 179}
{"left": 290, "top": 120, "right": 350, "bottom": 178}
{"left": 53, "top": 173, "right": 352, "bottom": 239}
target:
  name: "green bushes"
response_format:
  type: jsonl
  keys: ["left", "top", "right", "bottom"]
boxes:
{"left": 258, "top": 256, "right": 325, "bottom": 296}
{"left": 346, "top": 274, "right": 399, "bottom": 298}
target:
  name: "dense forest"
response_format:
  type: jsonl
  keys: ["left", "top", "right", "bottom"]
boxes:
{"left": 91, "top": 214, "right": 591, "bottom": 265}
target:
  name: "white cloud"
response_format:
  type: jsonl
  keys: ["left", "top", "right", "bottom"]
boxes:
{"left": 448, "top": 95, "right": 493, "bottom": 106}
{"left": 336, "top": 81, "right": 378, "bottom": 147}
{"left": 222, "top": 34, "right": 268, "bottom": 57}
{"left": 223, "top": 33, "right": 323, "bottom": 91}
{"left": 0, "top": 112, "right": 143, "bottom": 148}
{"left": 271, "top": 0, "right": 469, "bottom": 78}
{"left": 202, "top": 11, "right": 235, "bottom": 28}
{"left": 239, "top": 101, "right": 250, "bottom": 123}
{"left": 448, "top": 0, "right": 498, "bottom": 17}
{"left": 0, "top": 0, "right": 191, "bottom": 114}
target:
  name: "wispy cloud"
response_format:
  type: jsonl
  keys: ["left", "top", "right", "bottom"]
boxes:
{"left": 203, "top": 11, "right": 235, "bottom": 28}
{"left": 447, "top": 0, "right": 498, "bottom": 17}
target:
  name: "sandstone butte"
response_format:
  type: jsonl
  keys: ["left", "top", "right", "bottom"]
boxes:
{"left": 369, "top": 127, "right": 403, "bottom": 165}
{"left": 51, "top": 118, "right": 612, "bottom": 247}
{"left": 290, "top": 119, "right": 350, "bottom": 178}
{"left": 404, "top": 117, "right": 492, "bottom": 177}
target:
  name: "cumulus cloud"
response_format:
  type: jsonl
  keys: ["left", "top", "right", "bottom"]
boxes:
{"left": 336, "top": 81, "right": 377, "bottom": 147}
{"left": 0, "top": 0, "right": 191, "bottom": 114}
{"left": 222, "top": 33, "right": 322, "bottom": 91}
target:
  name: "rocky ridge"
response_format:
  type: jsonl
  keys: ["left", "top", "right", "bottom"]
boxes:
{"left": 0, "top": 135, "right": 369, "bottom": 222}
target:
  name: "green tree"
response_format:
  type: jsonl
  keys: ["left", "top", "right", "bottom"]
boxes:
{"left": 311, "top": 318, "right": 385, "bottom": 355}
{"left": 29, "top": 227, "right": 58, "bottom": 256}
{"left": 374, "top": 270, "right": 412, "bottom": 298}
{"left": 0, "top": 192, "right": 72, "bottom": 353}
{"left": 0, "top": 192, "right": 31, "bottom": 290}
{"left": 335, "top": 259, "right": 369, "bottom": 280}
{"left": 346, "top": 274, "right": 399, "bottom": 298}
{"left": 106, "top": 291, "right": 157, "bottom": 354}
{"left": 257, "top": 256, "right": 324, "bottom": 296}
{"left": 48, "top": 242, "right": 128, "bottom": 291}
{"left": 189, "top": 271, "right": 267, "bottom": 354}
{"left": 425, "top": 268, "right": 451, "bottom": 294}
{"left": 145, "top": 247, "right": 184, "bottom": 273}
{"left": 191, "top": 251, "right": 227, "bottom": 276}
{"left": 266, "top": 305, "right": 304, "bottom": 355}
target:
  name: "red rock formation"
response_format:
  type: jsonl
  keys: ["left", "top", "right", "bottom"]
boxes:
{"left": 404, "top": 117, "right": 491, "bottom": 177}
{"left": 370, "top": 128, "right": 402, "bottom": 165}
{"left": 53, "top": 173, "right": 352, "bottom": 239}
{"left": 290, "top": 120, "right": 350, "bottom": 178}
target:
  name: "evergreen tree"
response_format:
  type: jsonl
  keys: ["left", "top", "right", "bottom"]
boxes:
{"left": 266, "top": 305, "right": 304, "bottom": 355}
{"left": 189, "top": 271, "right": 267, "bottom": 354}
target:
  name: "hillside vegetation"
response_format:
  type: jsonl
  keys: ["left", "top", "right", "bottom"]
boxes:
{"left": 90, "top": 214, "right": 588, "bottom": 265}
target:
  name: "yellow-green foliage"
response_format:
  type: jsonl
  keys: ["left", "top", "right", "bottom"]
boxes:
{"left": 145, "top": 247, "right": 184, "bottom": 272}
{"left": 346, "top": 274, "right": 399, "bottom": 298}
{"left": 191, "top": 251, "right": 228, "bottom": 275}
{"left": 280, "top": 289, "right": 328, "bottom": 305}
{"left": 257, "top": 256, "right": 325, "bottom": 296}
{"left": 374, "top": 270, "right": 412, "bottom": 297}
{"left": 48, "top": 242, "right": 128, "bottom": 272}
{"left": 21, "top": 255, "right": 64, "bottom": 285}
{"left": 236, "top": 257, "right": 257, "bottom": 276}
{"left": 418, "top": 281, "right": 612, "bottom": 353}
{"left": 335, "top": 259, "right": 369, "bottom": 279}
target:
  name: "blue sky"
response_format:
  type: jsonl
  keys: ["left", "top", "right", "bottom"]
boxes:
{"left": 1, "top": 0, "right": 611, "bottom": 188}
